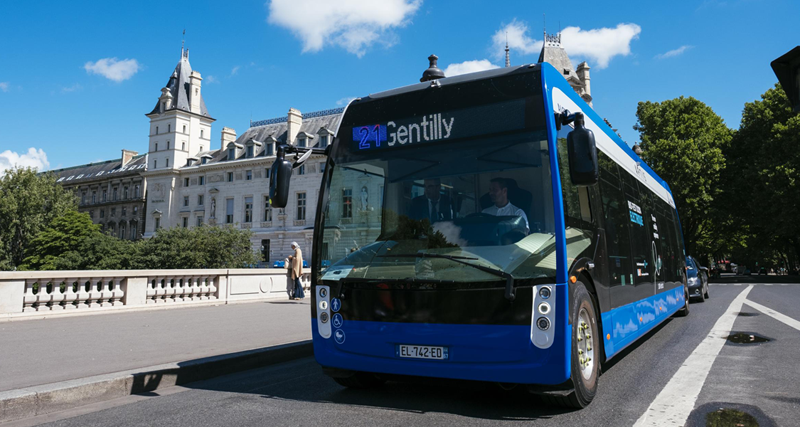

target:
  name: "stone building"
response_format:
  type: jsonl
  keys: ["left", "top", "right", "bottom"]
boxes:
{"left": 143, "top": 105, "right": 340, "bottom": 264}
{"left": 139, "top": 45, "right": 339, "bottom": 264}
{"left": 537, "top": 32, "right": 592, "bottom": 106}
{"left": 51, "top": 149, "right": 147, "bottom": 239}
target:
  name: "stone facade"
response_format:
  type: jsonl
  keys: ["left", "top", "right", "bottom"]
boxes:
{"left": 538, "top": 32, "right": 592, "bottom": 106}
{"left": 51, "top": 150, "right": 147, "bottom": 240}
{"left": 140, "top": 47, "right": 340, "bottom": 265}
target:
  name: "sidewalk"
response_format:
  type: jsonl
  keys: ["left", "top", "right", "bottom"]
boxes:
{"left": 0, "top": 299, "right": 312, "bottom": 392}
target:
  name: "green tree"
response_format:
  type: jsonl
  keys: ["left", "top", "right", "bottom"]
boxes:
{"left": 132, "top": 225, "right": 259, "bottom": 269}
{"left": 634, "top": 96, "right": 733, "bottom": 260}
{"left": 725, "top": 84, "right": 800, "bottom": 267}
{"left": 21, "top": 210, "right": 134, "bottom": 270}
{"left": 0, "top": 167, "right": 77, "bottom": 270}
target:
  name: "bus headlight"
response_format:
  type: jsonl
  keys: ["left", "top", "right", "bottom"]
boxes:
{"left": 538, "top": 302, "right": 551, "bottom": 315}
{"left": 536, "top": 317, "right": 551, "bottom": 331}
{"left": 539, "top": 286, "right": 552, "bottom": 299}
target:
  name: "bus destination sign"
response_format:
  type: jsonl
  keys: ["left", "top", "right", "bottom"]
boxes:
{"left": 352, "top": 98, "right": 527, "bottom": 151}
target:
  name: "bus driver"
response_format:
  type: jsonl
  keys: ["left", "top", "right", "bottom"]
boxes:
{"left": 482, "top": 177, "right": 530, "bottom": 234}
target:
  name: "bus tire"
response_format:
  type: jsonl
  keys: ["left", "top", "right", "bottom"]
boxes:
{"left": 332, "top": 372, "right": 385, "bottom": 389}
{"left": 675, "top": 278, "right": 690, "bottom": 317}
{"left": 553, "top": 281, "right": 600, "bottom": 408}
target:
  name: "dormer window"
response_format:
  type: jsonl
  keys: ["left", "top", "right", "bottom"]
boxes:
{"left": 266, "top": 143, "right": 274, "bottom": 156}
{"left": 247, "top": 145, "right": 254, "bottom": 158}
{"left": 228, "top": 148, "right": 235, "bottom": 160}
{"left": 201, "top": 157, "right": 208, "bottom": 165}
{"left": 298, "top": 137, "right": 306, "bottom": 148}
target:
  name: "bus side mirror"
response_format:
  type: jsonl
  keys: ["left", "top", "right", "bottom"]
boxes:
{"left": 567, "top": 113, "right": 599, "bottom": 186}
{"left": 269, "top": 146, "right": 293, "bottom": 208}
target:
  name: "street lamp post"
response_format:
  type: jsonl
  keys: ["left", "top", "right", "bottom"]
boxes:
{"left": 771, "top": 46, "right": 800, "bottom": 113}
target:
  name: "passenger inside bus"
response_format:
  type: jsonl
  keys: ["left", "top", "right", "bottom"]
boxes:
{"left": 480, "top": 177, "right": 530, "bottom": 234}
{"left": 410, "top": 178, "right": 453, "bottom": 223}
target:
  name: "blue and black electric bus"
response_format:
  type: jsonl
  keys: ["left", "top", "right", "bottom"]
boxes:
{"left": 270, "top": 60, "right": 689, "bottom": 408}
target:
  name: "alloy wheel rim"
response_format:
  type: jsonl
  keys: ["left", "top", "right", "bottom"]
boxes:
{"left": 577, "top": 308, "right": 595, "bottom": 380}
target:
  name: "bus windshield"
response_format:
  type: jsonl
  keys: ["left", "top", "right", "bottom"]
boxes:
{"left": 318, "top": 129, "right": 559, "bottom": 284}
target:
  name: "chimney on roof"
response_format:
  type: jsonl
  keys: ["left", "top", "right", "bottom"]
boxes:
{"left": 189, "top": 71, "right": 202, "bottom": 114}
{"left": 121, "top": 150, "right": 138, "bottom": 167}
{"left": 420, "top": 54, "right": 445, "bottom": 82}
{"left": 287, "top": 108, "right": 302, "bottom": 144}
{"left": 221, "top": 127, "right": 236, "bottom": 150}
{"left": 576, "top": 62, "right": 592, "bottom": 106}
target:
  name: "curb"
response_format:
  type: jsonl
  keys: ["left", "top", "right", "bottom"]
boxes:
{"left": 0, "top": 340, "right": 313, "bottom": 424}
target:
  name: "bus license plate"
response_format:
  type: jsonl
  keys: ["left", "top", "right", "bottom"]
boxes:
{"left": 397, "top": 345, "right": 448, "bottom": 360}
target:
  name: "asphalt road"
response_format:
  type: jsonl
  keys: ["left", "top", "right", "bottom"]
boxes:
{"left": 13, "top": 283, "right": 800, "bottom": 427}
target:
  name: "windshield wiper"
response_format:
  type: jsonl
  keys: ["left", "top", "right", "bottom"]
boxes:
{"left": 378, "top": 252, "right": 516, "bottom": 301}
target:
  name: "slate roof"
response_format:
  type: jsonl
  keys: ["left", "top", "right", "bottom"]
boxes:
{"left": 538, "top": 40, "right": 579, "bottom": 82}
{"left": 50, "top": 154, "right": 147, "bottom": 184}
{"left": 182, "top": 109, "right": 342, "bottom": 167}
{"left": 148, "top": 50, "right": 211, "bottom": 118}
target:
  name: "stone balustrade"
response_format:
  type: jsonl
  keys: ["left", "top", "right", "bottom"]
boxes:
{"left": 0, "top": 268, "right": 310, "bottom": 320}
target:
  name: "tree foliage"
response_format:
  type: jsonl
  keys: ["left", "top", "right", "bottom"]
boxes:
{"left": 0, "top": 167, "right": 77, "bottom": 270}
{"left": 723, "top": 84, "right": 800, "bottom": 266}
{"left": 21, "top": 210, "right": 134, "bottom": 270}
{"left": 634, "top": 96, "right": 733, "bottom": 260}
{"left": 131, "top": 225, "right": 260, "bottom": 269}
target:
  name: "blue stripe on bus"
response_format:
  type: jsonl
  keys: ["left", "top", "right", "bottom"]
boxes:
{"left": 600, "top": 285, "right": 685, "bottom": 358}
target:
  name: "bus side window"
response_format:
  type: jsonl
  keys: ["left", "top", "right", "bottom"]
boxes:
{"left": 622, "top": 173, "right": 651, "bottom": 287}
{"left": 597, "top": 152, "right": 632, "bottom": 287}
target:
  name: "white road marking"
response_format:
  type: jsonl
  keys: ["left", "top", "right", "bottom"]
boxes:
{"left": 633, "top": 285, "right": 754, "bottom": 427}
{"left": 711, "top": 283, "right": 800, "bottom": 286}
{"left": 744, "top": 299, "right": 800, "bottom": 332}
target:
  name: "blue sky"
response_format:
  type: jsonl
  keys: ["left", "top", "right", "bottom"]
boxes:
{"left": 1, "top": 0, "right": 797, "bottom": 172}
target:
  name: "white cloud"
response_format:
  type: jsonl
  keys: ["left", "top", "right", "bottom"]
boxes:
{"left": 267, "top": 0, "right": 422, "bottom": 57}
{"left": 443, "top": 60, "right": 499, "bottom": 77}
{"left": 655, "top": 45, "right": 693, "bottom": 59}
{"left": 205, "top": 75, "right": 219, "bottom": 84}
{"left": 0, "top": 148, "right": 50, "bottom": 176}
{"left": 0, "top": 82, "right": 9, "bottom": 92}
{"left": 492, "top": 20, "right": 542, "bottom": 60}
{"left": 230, "top": 66, "right": 240, "bottom": 76}
{"left": 61, "top": 83, "right": 83, "bottom": 93}
{"left": 560, "top": 23, "right": 641, "bottom": 69}
{"left": 84, "top": 58, "right": 140, "bottom": 82}
{"left": 336, "top": 96, "right": 356, "bottom": 106}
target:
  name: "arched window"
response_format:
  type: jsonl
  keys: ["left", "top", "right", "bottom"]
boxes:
{"left": 168, "top": 124, "right": 171, "bottom": 133}
{"left": 154, "top": 159, "right": 157, "bottom": 168}
{"left": 182, "top": 142, "right": 185, "bottom": 151}
{"left": 155, "top": 142, "right": 158, "bottom": 151}
{"left": 167, "top": 141, "right": 170, "bottom": 150}
{"left": 183, "top": 125, "right": 186, "bottom": 133}
{"left": 166, "top": 158, "right": 169, "bottom": 167}
{"left": 201, "top": 129, "right": 204, "bottom": 138}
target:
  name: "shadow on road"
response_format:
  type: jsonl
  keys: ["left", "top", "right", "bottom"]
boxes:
{"left": 261, "top": 375, "right": 574, "bottom": 421}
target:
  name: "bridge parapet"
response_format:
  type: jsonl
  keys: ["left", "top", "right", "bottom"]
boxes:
{"left": 0, "top": 269, "right": 311, "bottom": 320}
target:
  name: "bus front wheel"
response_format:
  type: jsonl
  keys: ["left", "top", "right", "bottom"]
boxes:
{"left": 544, "top": 281, "right": 600, "bottom": 408}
